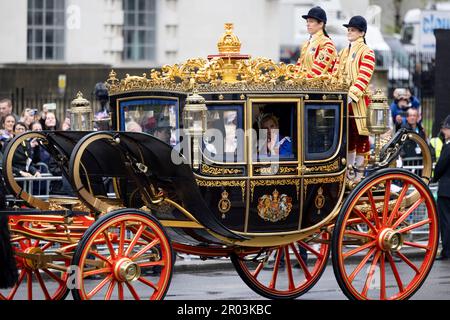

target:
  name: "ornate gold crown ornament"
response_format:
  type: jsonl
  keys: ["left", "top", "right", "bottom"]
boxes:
{"left": 106, "top": 24, "right": 350, "bottom": 95}
{"left": 217, "top": 23, "right": 242, "bottom": 54}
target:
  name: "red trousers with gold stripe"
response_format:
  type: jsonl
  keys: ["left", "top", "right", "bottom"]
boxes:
{"left": 348, "top": 102, "right": 370, "bottom": 154}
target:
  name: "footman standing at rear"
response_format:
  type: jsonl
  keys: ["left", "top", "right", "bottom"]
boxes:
{"left": 333, "top": 16, "right": 376, "bottom": 183}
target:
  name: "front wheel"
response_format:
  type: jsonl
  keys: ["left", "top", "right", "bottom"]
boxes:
{"left": 332, "top": 169, "right": 438, "bottom": 300}
{"left": 71, "top": 209, "right": 173, "bottom": 300}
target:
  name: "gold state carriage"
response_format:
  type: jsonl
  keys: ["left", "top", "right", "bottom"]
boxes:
{"left": 0, "top": 24, "right": 438, "bottom": 300}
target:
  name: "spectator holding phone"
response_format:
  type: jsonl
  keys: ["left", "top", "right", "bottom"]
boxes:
{"left": 20, "top": 108, "right": 38, "bottom": 129}
{"left": 39, "top": 103, "right": 60, "bottom": 130}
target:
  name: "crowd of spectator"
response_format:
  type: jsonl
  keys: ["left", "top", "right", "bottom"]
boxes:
{"left": 0, "top": 98, "right": 72, "bottom": 196}
{"left": 388, "top": 88, "right": 445, "bottom": 164}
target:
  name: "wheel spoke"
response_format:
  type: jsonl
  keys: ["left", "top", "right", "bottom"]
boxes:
{"left": 125, "top": 282, "right": 141, "bottom": 300}
{"left": 103, "top": 231, "right": 117, "bottom": 260}
{"left": 118, "top": 222, "right": 126, "bottom": 257}
{"left": 83, "top": 267, "right": 112, "bottom": 278}
{"left": 393, "top": 198, "right": 426, "bottom": 229}
{"left": 284, "top": 246, "right": 295, "bottom": 290}
{"left": 87, "top": 275, "right": 113, "bottom": 299}
{"left": 298, "top": 241, "right": 323, "bottom": 259}
{"left": 87, "top": 250, "right": 113, "bottom": 266}
{"left": 268, "top": 248, "right": 282, "bottom": 289}
{"left": 136, "top": 261, "right": 165, "bottom": 268}
{"left": 366, "top": 189, "right": 381, "bottom": 229}
{"left": 362, "top": 251, "right": 381, "bottom": 298}
{"left": 124, "top": 224, "right": 146, "bottom": 257}
{"left": 35, "top": 271, "right": 51, "bottom": 300}
{"left": 397, "top": 219, "right": 431, "bottom": 234}
{"left": 387, "top": 253, "right": 404, "bottom": 293}
{"left": 403, "top": 241, "right": 430, "bottom": 251}
{"left": 7, "top": 269, "right": 26, "bottom": 300}
{"left": 251, "top": 259, "right": 265, "bottom": 279}
{"left": 138, "top": 276, "right": 158, "bottom": 291}
{"left": 387, "top": 183, "right": 409, "bottom": 226}
{"left": 43, "top": 269, "right": 65, "bottom": 285}
{"left": 343, "top": 240, "right": 376, "bottom": 260}
{"left": 105, "top": 280, "right": 116, "bottom": 300}
{"left": 27, "top": 271, "right": 33, "bottom": 300}
{"left": 130, "top": 238, "right": 160, "bottom": 260}
{"left": 382, "top": 179, "right": 391, "bottom": 225}
{"left": 380, "top": 252, "right": 386, "bottom": 300}
{"left": 344, "top": 230, "right": 376, "bottom": 240}
{"left": 397, "top": 252, "right": 420, "bottom": 274}
{"left": 353, "top": 208, "right": 378, "bottom": 233}
{"left": 40, "top": 242, "right": 53, "bottom": 251}
{"left": 291, "top": 244, "right": 312, "bottom": 280}
{"left": 348, "top": 247, "right": 377, "bottom": 283}
{"left": 118, "top": 282, "right": 124, "bottom": 300}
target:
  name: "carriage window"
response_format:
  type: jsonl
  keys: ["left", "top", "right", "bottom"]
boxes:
{"left": 120, "top": 99, "right": 178, "bottom": 146}
{"left": 202, "top": 105, "right": 244, "bottom": 163}
{"left": 305, "top": 104, "right": 339, "bottom": 160}
{"left": 252, "top": 102, "right": 298, "bottom": 162}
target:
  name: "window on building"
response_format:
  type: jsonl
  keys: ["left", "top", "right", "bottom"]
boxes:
{"left": 27, "top": 0, "right": 65, "bottom": 61}
{"left": 123, "top": 0, "right": 156, "bottom": 61}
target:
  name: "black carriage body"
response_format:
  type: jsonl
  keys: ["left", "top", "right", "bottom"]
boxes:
{"left": 108, "top": 88, "right": 348, "bottom": 243}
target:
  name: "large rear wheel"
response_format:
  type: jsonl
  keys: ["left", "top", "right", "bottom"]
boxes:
{"left": 332, "top": 169, "right": 438, "bottom": 300}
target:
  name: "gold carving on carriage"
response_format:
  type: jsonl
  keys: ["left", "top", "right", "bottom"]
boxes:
{"left": 218, "top": 190, "right": 232, "bottom": 219}
{"left": 257, "top": 189, "right": 293, "bottom": 222}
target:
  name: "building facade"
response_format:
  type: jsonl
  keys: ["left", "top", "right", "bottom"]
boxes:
{"left": 0, "top": 0, "right": 280, "bottom": 68}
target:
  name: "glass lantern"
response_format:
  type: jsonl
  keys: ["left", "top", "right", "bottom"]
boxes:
{"left": 367, "top": 89, "right": 390, "bottom": 135}
{"left": 183, "top": 91, "right": 207, "bottom": 135}
{"left": 70, "top": 91, "right": 93, "bottom": 131}
{"left": 183, "top": 91, "right": 207, "bottom": 169}
{"left": 367, "top": 89, "right": 390, "bottom": 162}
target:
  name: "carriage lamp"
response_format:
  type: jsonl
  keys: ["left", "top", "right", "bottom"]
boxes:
{"left": 69, "top": 91, "right": 94, "bottom": 131}
{"left": 367, "top": 89, "right": 390, "bottom": 162}
{"left": 183, "top": 90, "right": 208, "bottom": 169}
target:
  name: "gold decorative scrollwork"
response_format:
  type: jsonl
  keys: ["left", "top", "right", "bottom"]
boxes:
{"left": 303, "top": 174, "right": 345, "bottom": 197}
{"left": 254, "top": 166, "right": 297, "bottom": 175}
{"left": 106, "top": 60, "right": 349, "bottom": 95}
{"left": 201, "top": 164, "right": 243, "bottom": 176}
{"left": 306, "top": 160, "right": 340, "bottom": 173}
{"left": 196, "top": 179, "right": 246, "bottom": 202}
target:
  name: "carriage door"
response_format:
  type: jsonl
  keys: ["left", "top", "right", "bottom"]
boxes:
{"left": 246, "top": 98, "right": 301, "bottom": 234}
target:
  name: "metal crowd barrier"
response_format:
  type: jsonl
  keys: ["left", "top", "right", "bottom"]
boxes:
{"left": 14, "top": 174, "right": 63, "bottom": 197}
{"left": 399, "top": 156, "right": 438, "bottom": 241}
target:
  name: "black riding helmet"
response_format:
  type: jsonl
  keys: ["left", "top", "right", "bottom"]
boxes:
{"left": 343, "top": 15, "right": 367, "bottom": 33}
{"left": 302, "top": 6, "right": 327, "bottom": 24}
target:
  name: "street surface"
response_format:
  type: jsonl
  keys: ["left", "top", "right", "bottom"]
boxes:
{"left": 7, "top": 258, "right": 450, "bottom": 300}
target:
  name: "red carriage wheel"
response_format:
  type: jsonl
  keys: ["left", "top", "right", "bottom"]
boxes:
{"left": 231, "top": 230, "right": 330, "bottom": 299}
{"left": 0, "top": 236, "right": 69, "bottom": 300}
{"left": 332, "top": 169, "right": 438, "bottom": 300}
{"left": 71, "top": 209, "right": 173, "bottom": 300}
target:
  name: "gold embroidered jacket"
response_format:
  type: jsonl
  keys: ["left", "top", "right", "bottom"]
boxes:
{"left": 333, "top": 37, "right": 376, "bottom": 135}
{"left": 296, "top": 30, "right": 337, "bottom": 78}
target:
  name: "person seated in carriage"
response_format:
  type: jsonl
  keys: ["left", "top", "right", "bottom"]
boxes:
{"left": 257, "top": 113, "right": 293, "bottom": 159}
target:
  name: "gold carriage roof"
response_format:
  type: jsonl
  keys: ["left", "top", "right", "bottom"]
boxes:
{"left": 106, "top": 23, "right": 350, "bottom": 95}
